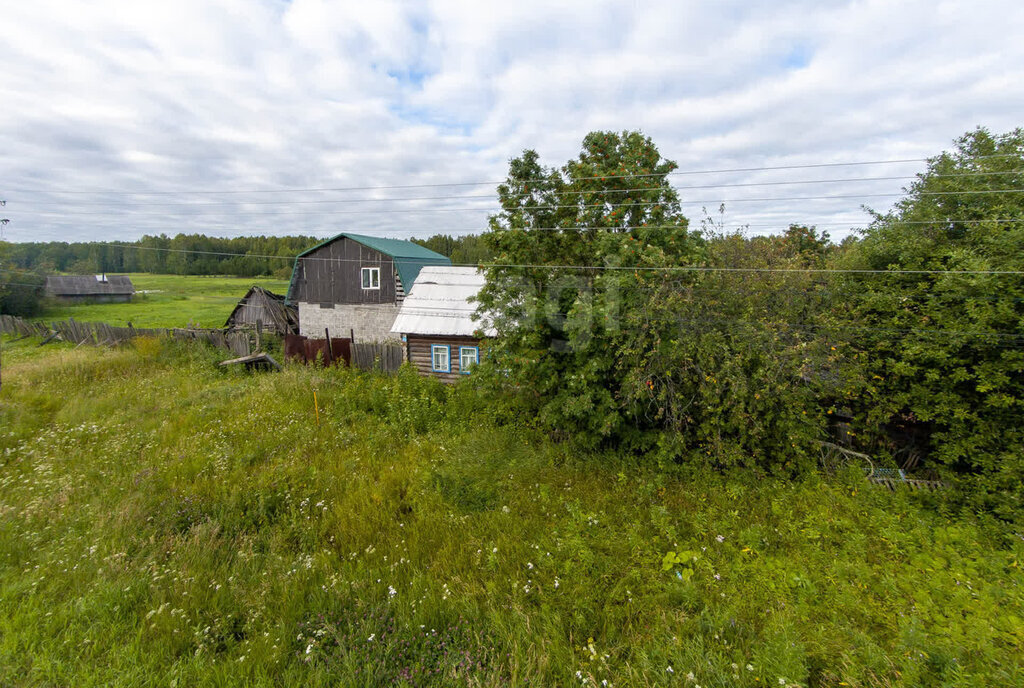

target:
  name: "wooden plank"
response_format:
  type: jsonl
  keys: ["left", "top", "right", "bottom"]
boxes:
{"left": 220, "top": 352, "right": 281, "bottom": 371}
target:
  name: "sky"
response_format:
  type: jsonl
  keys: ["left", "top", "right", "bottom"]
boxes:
{"left": 2, "top": 0, "right": 1023, "bottom": 245}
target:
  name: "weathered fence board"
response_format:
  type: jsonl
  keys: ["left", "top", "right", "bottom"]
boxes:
{"left": 0, "top": 314, "right": 252, "bottom": 356}
{"left": 351, "top": 342, "right": 403, "bottom": 372}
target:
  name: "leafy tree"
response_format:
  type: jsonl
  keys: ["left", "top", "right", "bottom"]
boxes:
{"left": 0, "top": 243, "right": 45, "bottom": 317}
{"left": 839, "top": 127, "right": 1024, "bottom": 519}
{"left": 477, "top": 131, "right": 703, "bottom": 448}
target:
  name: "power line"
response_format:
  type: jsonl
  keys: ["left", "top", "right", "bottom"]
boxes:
{"left": 14, "top": 187, "right": 1024, "bottom": 218}
{"left": 8, "top": 153, "right": 1021, "bottom": 196}
{"left": 7, "top": 217, "right": 1023, "bottom": 253}
{"left": 13, "top": 241, "right": 1022, "bottom": 276}
{"left": 12, "top": 169, "right": 1024, "bottom": 208}
{"left": 16, "top": 185, "right": 1024, "bottom": 218}
{"left": 1, "top": 289, "right": 1018, "bottom": 345}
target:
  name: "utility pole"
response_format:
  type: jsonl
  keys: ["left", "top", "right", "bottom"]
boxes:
{"left": 0, "top": 209, "right": 9, "bottom": 391}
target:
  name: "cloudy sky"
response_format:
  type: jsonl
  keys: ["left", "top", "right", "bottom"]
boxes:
{"left": 2, "top": 0, "right": 1022, "bottom": 244}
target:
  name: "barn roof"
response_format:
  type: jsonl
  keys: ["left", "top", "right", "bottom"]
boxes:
{"left": 44, "top": 274, "right": 135, "bottom": 296}
{"left": 286, "top": 233, "right": 450, "bottom": 304}
{"left": 390, "top": 266, "right": 496, "bottom": 337}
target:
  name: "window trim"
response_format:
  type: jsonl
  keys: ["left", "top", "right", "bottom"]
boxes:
{"left": 360, "top": 266, "right": 381, "bottom": 290}
{"left": 458, "top": 346, "right": 479, "bottom": 374}
{"left": 431, "top": 344, "right": 451, "bottom": 373}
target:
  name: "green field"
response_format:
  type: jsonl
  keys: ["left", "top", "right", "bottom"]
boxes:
{"left": 0, "top": 337, "right": 1021, "bottom": 687}
{"left": 40, "top": 274, "right": 291, "bottom": 329}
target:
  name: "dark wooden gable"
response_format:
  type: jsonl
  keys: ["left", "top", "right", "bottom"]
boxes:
{"left": 290, "top": 236, "right": 397, "bottom": 305}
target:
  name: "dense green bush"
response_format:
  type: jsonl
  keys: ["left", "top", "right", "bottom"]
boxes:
{"left": 838, "top": 128, "right": 1024, "bottom": 520}
{"left": 477, "top": 133, "right": 846, "bottom": 472}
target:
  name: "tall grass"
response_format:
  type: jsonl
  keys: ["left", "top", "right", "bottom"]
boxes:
{"left": 0, "top": 336, "right": 1021, "bottom": 686}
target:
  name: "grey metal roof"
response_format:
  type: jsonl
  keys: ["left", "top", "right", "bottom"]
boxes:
{"left": 44, "top": 275, "right": 135, "bottom": 296}
{"left": 390, "top": 266, "right": 496, "bottom": 337}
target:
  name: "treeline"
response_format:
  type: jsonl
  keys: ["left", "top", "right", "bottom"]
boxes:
{"left": 412, "top": 234, "right": 494, "bottom": 264}
{"left": 1, "top": 234, "right": 318, "bottom": 280}
{"left": 1, "top": 232, "right": 493, "bottom": 281}
{"left": 0, "top": 231, "right": 492, "bottom": 316}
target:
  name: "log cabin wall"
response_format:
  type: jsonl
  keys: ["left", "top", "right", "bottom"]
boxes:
{"left": 406, "top": 335, "right": 481, "bottom": 382}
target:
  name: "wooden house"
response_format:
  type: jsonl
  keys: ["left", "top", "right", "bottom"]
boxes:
{"left": 44, "top": 274, "right": 134, "bottom": 303}
{"left": 286, "top": 233, "right": 450, "bottom": 342}
{"left": 390, "top": 266, "right": 495, "bottom": 381}
{"left": 224, "top": 286, "right": 298, "bottom": 335}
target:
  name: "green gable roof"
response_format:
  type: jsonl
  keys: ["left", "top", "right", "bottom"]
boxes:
{"left": 286, "top": 233, "right": 451, "bottom": 304}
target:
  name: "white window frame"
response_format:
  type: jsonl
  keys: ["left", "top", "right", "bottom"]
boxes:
{"left": 431, "top": 344, "right": 450, "bottom": 373}
{"left": 459, "top": 346, "right": 479, "bottom": 374}
{"left": 361, "top": 267, "right": 380, "bottom": 290}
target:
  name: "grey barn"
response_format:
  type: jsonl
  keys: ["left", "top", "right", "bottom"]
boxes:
{"left": 224, "top": 286, "right": 298, "bottom": 335}
{"left": 285, "top": 233, "right": 450, "bottom": 342}
{"left": 44, "top": 275, "right": 135, "bottom": 303}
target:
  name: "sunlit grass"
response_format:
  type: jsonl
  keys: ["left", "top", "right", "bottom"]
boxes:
{"left": 0, "top": 337, "right": 1021, "bottom": 686}
{"left": 39, "top": 273, "right": 291, "bottom": 328}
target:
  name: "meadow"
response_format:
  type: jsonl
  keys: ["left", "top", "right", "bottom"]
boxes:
{"left": 40, "top": 274, "right": 291, "bottom": 328}
{"left": 0, "top": 336, "right": 1022, "bottom": 687}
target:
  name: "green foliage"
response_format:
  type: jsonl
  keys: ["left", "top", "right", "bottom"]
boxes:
{"left": 477, "top": 133, "right": 844, "bottom": 472}
{"left": 838, "top": 127, "right": 1024, "bottom": 520}
{"left": 1, "top": 341, "right": 1023, "bottom": 686}
{"left": 412, "top": 233, "right": 495, "bottom": 265}
{"left": 608, "top": 227, "right": 850, "bottom": 469}
{"left": 0, "top": 244, "right": 46, "bottom": 316}
{"left": 477, "top": 131, "right": 704, "bottom": 449}
{"left": 661, "top": 549, "right": 699, "bottom": 573}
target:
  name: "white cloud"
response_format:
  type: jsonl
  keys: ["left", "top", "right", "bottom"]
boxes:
{"left": 1, "top": 0, "right": 1022, "bottom": 243}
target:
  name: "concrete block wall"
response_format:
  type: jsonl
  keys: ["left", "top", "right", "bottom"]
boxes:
{"left": 298, "top": 302, "right": 401, "bottom": 342}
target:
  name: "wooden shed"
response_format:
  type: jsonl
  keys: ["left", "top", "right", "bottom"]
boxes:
{"left": 285, "top": 233, "right": 450, "bottom": 342}
{"left": 44, "top": 274, "right": 134, "bottom": 303}
{"left": 390, "top": 266, "right": 495, "bottom": 381}
{"left": 224, "top": 286, "right": 298, "bottom": 335}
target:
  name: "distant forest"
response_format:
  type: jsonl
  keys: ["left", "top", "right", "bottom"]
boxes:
{"left": 0, "top": 232, "right": 495, "bottom": 280}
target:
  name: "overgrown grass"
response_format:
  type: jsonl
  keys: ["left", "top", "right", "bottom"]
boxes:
{"left": 0, "top": 336, "right": 1021, "bottom": 686}
{"left": 40, "top": 273, "right": 290, "bottom": 328}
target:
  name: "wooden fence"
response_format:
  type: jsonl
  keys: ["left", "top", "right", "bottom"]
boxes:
{"left": 351, "top": 342, "right": 403, "bottom": 372}
{"left": 284, "top": 334, "right": 351, "bottom": 367}
{"left": 0, "top": 314, "right": 251, "bottom": 357}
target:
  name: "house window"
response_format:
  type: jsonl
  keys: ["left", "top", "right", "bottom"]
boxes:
{"left": 361, "top": 267, "right": 380, "bottom": 290}
{"left": 431, "top": 345, "right": 450, "bottom": 372}
{"left": 459, "top": 346, "right": 479, "bottom": 374}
